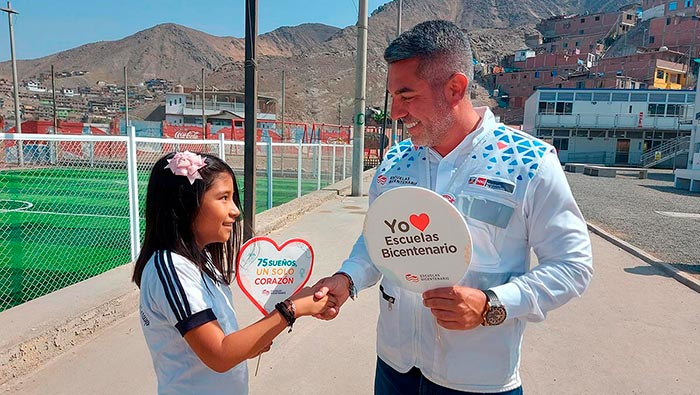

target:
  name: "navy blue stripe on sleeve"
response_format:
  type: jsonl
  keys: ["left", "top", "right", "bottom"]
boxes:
{"left": 166, "top": 251, "right": 192, "bottom": 317}
{"left": 175, "top": 308, "right": 217, "bottom": 336}
{"left": 154, "top": 250, "right": 186, "bottom": 322}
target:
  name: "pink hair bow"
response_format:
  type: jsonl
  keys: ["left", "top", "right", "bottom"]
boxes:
{"left": 165, "top": 151, "right": 207, "bottom": 184}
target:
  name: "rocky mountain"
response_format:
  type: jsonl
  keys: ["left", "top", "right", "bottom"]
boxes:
{"left": 0, "top": 0, "right": 635, "bottom": 124}
{"left": 0, "top": 23, "right": 340, "bottom": 86}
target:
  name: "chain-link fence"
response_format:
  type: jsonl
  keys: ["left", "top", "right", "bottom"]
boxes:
{"left": 0, "top": 132, "right": 352, "bottom": 311}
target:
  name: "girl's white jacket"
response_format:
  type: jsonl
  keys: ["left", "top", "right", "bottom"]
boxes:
{"left": 340, "top": 107, "right": 593, "bottom": 393}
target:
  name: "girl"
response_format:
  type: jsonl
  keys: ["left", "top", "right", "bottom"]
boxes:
{"left": 132, "top": 151, "right": 331, "bottom": 395}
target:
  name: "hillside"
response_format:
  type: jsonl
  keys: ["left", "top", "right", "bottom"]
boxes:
{"left": 0, "top": 23, "right": 341, "bottom": 86}
{"left": 0, "top": 0, "right": 635, "bottom": 123}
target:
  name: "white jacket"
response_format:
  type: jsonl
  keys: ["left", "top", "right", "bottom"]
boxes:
{"left": 340, "top": 107, "right": 593, "bottom": 393}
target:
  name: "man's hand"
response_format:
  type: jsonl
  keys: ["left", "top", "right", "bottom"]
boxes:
{"left": 311, "top": 274, "right": 352, "bottom": 320}
{"left": 422, "top": 286, "right": 487, "bottom": 330}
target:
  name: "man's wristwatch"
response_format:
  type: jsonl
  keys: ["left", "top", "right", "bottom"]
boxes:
{"left": 481, "top": 289, "right": 507, "bottom": 326}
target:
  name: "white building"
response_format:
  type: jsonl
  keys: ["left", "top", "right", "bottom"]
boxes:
{"left": 165, "top": 86, "right": 276, "bottom": 126}
{"left": 674, "top": 79, "right": 700, "bottom": 192}
{"left": 25, "top": 80, "right": 47, "bottom": 93}
{"left": 514, "top": 49, "right": 536, "bottom": 62}
{"left": 523, "top": 88, "right": 695, "bottom": 166}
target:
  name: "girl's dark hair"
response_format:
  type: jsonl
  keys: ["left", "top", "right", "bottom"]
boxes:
{"left": 132, "top": 152, "right": 243, "bottom": 287}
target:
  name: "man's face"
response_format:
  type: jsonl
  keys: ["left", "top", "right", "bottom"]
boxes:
{"left": 387, "top": 58, "right": 454, "bottom": 148}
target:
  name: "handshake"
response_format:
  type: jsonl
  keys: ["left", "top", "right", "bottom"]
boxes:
{"left": 285, "top": 273, "right": 352, "bottom": 320}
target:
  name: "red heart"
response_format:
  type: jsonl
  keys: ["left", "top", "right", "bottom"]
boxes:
{"left": 409, "top": 213, "right": 430, "bottom": 232}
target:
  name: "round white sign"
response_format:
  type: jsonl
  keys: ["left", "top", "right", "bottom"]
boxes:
{"left": 363, "top": 186, "right": 472, "bottom": 293}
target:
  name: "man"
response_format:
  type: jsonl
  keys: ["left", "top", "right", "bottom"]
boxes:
{"left": 314, "top": 20, "right": 593, "bottom": 394}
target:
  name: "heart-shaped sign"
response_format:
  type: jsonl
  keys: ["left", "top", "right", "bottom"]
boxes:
{"left": 363, "top": 186, "right": 472, "bottom": 293}
{"left": 236, "top": 237, "right": 314, "bottom": 315}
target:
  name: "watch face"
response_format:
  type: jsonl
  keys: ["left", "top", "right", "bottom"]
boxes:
{"left": 486, "top": 306, "right": 507, "bottom": 325}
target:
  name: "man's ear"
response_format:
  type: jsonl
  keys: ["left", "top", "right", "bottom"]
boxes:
{"left": 444, "top": 73, "right": 468, "bottom": 104}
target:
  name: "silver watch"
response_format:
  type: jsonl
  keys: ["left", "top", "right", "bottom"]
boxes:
{"left": 481, "top": 289, "right": 507, "bottom": 326}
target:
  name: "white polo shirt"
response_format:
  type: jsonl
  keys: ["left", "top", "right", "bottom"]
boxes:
{"left": 139, "top": 250, "right": 248, "bottom": 395}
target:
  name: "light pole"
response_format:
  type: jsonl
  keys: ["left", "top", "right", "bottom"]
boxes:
{"left": 351, "top": 0, "right": 368, "bottom": 197}
{"left": 1, "top": 1, "right": 23, "bottom": 165}
{"left": 243, "top": 0, "right": 258, "bottom": 241}
{"left": 390, "top": 0, "right": 402, "bottom": 146}
{"left": 379, "top": 0, "right": 403, "bottom": 160}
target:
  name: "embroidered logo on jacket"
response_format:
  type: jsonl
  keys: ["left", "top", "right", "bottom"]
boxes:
{"left": 388, "top": 175, "right": 417, "bottom": 185}
{"left": 442, "top": 193, "right": 456, "bottom": 204}
{"left": 468, "top": 176, "right": 515, "bottom": 194}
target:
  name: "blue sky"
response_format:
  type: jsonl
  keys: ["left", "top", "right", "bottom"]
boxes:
{"left": 0, "top": 0, "right": 390, "bottom": 61}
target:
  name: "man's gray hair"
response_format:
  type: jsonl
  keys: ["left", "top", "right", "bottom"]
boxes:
{"left": 384, "top": 20, "right": 473, "bottom": 92}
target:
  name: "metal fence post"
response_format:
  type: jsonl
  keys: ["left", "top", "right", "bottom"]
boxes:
{"left": 343, "top": 145, "right": 347, "bottom": 180}
{"left": 331, "top": 145, "right": 336, "bottom": 184}
{"left": 297, "top": 141, "right": 302, "bottom": 198}
{"left": 317, "top": 143, "right": 322, "bottom": 190}
{"left": 218, "top": 132, "right": 225, "bottom": 161}
{"left": 126, "top": 126, "right": 141, "bottom": 261}
{"left": 267, "top": 136, "right": 273, "bottom": 210}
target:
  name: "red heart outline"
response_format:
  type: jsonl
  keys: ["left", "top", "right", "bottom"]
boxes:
{"left": 235, "top": 236, "right": 314, "bottom": 315}
{"left": 409, "top": 213, "right": 430, "bottom": 232}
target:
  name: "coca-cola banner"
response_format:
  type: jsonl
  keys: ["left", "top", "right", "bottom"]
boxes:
{"left": 162, "top": 123, "right": 206, "bottom": 139}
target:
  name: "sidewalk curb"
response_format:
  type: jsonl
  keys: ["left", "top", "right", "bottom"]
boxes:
{"left": 587, "top": 222, "right": 700, "bottom": 294}
{"left": 0, "top": 170, "right": 376, "bottom": 386}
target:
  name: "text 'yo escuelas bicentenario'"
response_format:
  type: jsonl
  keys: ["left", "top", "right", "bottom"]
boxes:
{"left": 381, "top": 215, "right": 458, "bottom": 259}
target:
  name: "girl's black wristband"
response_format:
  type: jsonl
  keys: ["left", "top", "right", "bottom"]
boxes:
{"left": 275, "top": 299, "right": 296, "bottom": 332}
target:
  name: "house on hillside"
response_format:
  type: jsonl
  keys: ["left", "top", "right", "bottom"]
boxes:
{"left": 645, "top": 14, "right": 700, "bottom": 54}
{"left": 535, "top": 7, "right": 638, "bottom": 55}
{"left": 642, "top": 0, "right": 699, "bottom": 18}
{"left": 25, "top": 80, "right": 47, "bottom": 93}
{"left": 156, "top": 85, "right": 276, "bottom": 127}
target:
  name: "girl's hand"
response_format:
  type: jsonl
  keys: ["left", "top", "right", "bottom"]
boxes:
{"left": 289, "top": 286, "right": 336, "bottom": 317}
{"left": 250, "top": 341, "right": 272, "bottom": 359}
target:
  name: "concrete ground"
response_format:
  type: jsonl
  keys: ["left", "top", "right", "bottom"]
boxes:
{"left": 1, "top": 192, "right": 699, "bottom": 394}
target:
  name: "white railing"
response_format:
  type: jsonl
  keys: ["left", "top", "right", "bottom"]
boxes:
{"left": 536, "top": 113, "right": 694, "bottom": 131}
{"left": 640, "top": 135, "right": 690, "bottom": 168}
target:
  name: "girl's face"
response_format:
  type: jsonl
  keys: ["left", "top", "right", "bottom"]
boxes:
{"left": 192, "top": 173, "right": 240, "bottom": 250}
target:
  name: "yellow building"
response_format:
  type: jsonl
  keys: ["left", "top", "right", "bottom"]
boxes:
{"left": 653, "top": 60, "right": 687, "bottom": 89}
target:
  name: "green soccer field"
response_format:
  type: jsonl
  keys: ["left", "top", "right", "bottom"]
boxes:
{"left": 0, "top": 167, "right": 323, "bottom": 311}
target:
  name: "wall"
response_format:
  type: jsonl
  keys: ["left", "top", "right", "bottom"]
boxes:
{"left": 648, "top": 15, "right": 700, "bottom": 51}
{"left": 514, "top": 53, "right": 583, "bottom": 69}
{"left": 540, "top": 12, "right": 628, "bottom": 40}
{"left": 642, "top": 4, "right": 666, "bottom": 20}
{"left": 691, "top": 76, "right": 700, "bottom": 169}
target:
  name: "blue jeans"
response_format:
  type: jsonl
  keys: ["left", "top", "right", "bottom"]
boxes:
{"left": 375, "top": 357, "right": 523, "bottom": 395}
